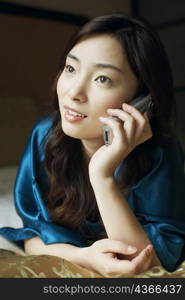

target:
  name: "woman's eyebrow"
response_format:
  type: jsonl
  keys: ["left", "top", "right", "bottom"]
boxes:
{"left": 67, "top": 53, "right": 79, "bottom": 62}
{"left": 67, "top": 53, "right": 124, "bottom": 74}
{"left": 95, "top": 63, "right": 123, "bottom": 74}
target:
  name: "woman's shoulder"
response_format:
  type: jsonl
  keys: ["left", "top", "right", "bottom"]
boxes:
{"left": 28, "top": 113, "right": 56, "bottom": 146}
{"left": 129, "top": 137, "right": 185, "bottom": 217}
{"left": 19, "top": 113, "right": 56, "bottom": 163}
{"left": 152, "top": 136, "right": 185, "bottom": 168}
{"left": 114, "top": 136, "right": 185, "bottom": 183}
{"left": 31, "top": 113, "right": 55, "bottom": 135}
{"left": 134, "top": 136, "right": 185, "bottom": 190}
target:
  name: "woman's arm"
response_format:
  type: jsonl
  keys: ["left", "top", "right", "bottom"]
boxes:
{"left": 88, "top": 105, "right": 160, "bottom": 267}
{"left": 24, "top": 236, "right": 155, "bottom": 277}
{"left": 90, "top": 175, "right": 161, "bottom": 268}
{"left": 24, "top": 236, "right": 87, "bottom": 267}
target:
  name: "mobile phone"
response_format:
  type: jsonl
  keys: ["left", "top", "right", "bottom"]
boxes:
{"left": 103, "top": 93, "right": 153, "bottom": 146}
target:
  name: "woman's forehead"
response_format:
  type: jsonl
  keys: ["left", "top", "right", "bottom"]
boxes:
{"left": 69, "top": 34, "right": 127, "bottom": 66}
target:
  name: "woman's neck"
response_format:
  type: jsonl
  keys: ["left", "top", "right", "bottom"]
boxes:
{"left": 81, "top": 138, "right": 104, "bottom": 161}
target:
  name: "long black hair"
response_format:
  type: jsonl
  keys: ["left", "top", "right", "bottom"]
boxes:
{"left": 43, "top": 13, "right": 177, "bottom": 239}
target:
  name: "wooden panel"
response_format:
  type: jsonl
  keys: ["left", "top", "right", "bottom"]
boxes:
{"left": 136, "top": 0, "right": 185, "bottom": 24}
{"left": 159, "top": 23, "right": 185, "bottom": 88}
{"left": 1, "top": 0, "right": 132, "bottom": 18}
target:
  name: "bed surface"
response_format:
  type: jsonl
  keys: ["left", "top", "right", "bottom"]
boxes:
{"left": 0, "top": 165, "right": 24, "bottom": 254}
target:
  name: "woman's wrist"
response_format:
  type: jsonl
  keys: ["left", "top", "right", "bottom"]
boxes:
{"left": 59, "top": 244, "right": 90, "bottom": 268}
{"left": 90, "top": 173, "right": 116, "bottom": 188}
{"left": 77, "top": 246, "right": 93, "bottom": 270}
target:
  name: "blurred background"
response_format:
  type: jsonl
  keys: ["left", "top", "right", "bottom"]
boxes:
{"left": 0, "top": 0, "right": 185, "bottom": 167}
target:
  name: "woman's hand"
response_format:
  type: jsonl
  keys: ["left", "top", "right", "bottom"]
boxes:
{"left": 82, "top": 239, "right": 154, "bottom": 278}
{"left": 89, "top": 103, "right": 153, "bottom": 179}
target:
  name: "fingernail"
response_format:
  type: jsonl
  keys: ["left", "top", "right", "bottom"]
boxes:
{"left": 122, "top": 103, "right": 129, "bottom": 109}
{"left": 128, "top": 246, "right": 137, "bottom": 252}
{"left": 146, "top": 245, "right": 153, "bottom": 256}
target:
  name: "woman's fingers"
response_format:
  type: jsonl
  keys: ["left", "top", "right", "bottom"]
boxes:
{"left": 99, "top": 116, "right": 128, "bottom": 148}
{"left": 105, "top": 104, "right": 153, "bottom": 145}
{"left": 107, "top": 108, "right": 136, "bottom": 142}
{"left": 122, "top": 104, "right": 153, "bottom": 143}
{"left": 103, "top": 244, "right": 154, "bottom": 276}
{"left": 137, "top": 112, "right": 153, "bottom": 144}
{"left": 92, "top": 240, "right": 154, "bottom": 277}
{"left": 131, "top": 244, "right": 154, "bottom": 273}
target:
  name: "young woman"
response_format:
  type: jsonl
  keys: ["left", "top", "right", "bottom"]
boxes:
{"left": 1, "top": 13, "right": 185, "bottom": 278}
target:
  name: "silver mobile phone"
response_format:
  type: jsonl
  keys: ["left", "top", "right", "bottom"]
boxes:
{"left": 103, "top": 93, "right": 153, "bottom": 146}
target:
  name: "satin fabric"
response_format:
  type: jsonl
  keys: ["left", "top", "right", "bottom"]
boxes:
{"left": 0, "top": 114, "right": 185, "bottom": 272}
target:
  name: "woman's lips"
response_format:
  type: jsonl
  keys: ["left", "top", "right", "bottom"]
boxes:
{"left": 64, "top": 108, "right": 87, "bottom": 122}
{"left": 64, "top": 106, "right": 87, "bottom": 116}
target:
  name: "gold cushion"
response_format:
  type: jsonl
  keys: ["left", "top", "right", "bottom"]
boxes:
{"left": 0, "top": 249, "right": 185, "bottom": 278}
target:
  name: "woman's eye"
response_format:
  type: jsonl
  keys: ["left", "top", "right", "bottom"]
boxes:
{"left": 96, "top": 75, "right": 112, "bottom": 85}
{"left": 65, "top": 65, "right": 75, "bottom": 73}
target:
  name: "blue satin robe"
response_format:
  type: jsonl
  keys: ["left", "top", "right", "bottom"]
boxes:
{"left": 0, "top": 114, "right": 185, "bottom": 272}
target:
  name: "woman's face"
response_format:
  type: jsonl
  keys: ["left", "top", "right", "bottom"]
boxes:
{"left": 57, "top": 34, "right": 139, "bottom": 142}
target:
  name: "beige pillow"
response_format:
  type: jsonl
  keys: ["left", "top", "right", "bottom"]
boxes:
{"left": 0, "top": 249, "right": 185, "bottom": 278}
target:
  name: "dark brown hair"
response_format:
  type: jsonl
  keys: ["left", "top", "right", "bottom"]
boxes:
{"left": 43, "top": 13, "right": 177, "bottom": 240}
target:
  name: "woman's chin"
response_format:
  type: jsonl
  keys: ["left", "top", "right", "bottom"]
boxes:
{"left": 62, "top": 126, "right": 102, "bottom": 141}
{"left": 61, "top": 120, "right": 103, "bottom": 141}
{"left": 61, "top": 124, "right": 84, "bottom": 139}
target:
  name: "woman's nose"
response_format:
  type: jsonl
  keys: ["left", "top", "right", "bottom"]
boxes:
{"left": 68, "top": 79, "right": 88, "bottom": 103}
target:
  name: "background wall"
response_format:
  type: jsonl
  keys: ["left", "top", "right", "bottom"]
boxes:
{"left": 133, "top": 0, "right": 185, "bottom": 149}
{"left": 0, "top": 0, "right": 132, "bottom": 17}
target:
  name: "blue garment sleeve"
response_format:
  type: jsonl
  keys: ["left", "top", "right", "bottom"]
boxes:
{"left": 128, "top": 140, "right": 185, "bottom": 272}
{"left": 0, "top": 115, "right": 87, "bottom": 247}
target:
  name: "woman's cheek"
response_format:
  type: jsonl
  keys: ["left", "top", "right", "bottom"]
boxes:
{"left": 97, "top": 97, "right": 124, "bottom": 114}
{"left": 100, "top": 88, "right": 126, "bottom": 108}
{"left": 57, "top": 74, "right": 71, "bottom": 96}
